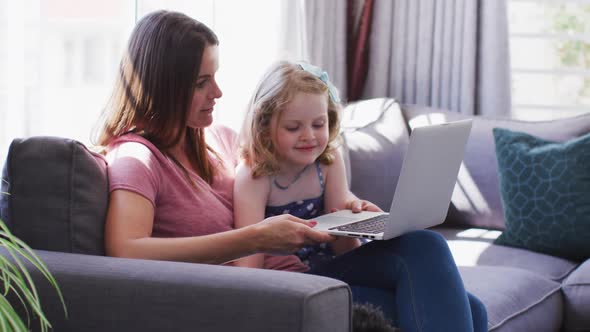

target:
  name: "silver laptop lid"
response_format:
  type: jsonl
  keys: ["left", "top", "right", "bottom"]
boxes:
{"left": 383, "top": 119, "right": 472, "bottom": 239}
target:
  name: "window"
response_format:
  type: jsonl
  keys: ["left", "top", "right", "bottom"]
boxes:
{"left": 0, "top": 0, "right": 135, "bottom": 165}
{"left": 508, "top": 0, "right": 590, "bottom": 120}
{"left": 0, "top": 0, "right": 303, "bottom": 166}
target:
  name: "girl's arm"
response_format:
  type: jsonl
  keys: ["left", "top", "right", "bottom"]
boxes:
{"left": 232, "top": 163, "right": 271, "bottom": 268}
{"left": 324, "top": 149, "right": 382, "bottom": 213}
{"left": 323, "top": 148, "right": 382, "bottom": 255}
{"left": 105, "top": 189, "right": 332, "bottom": 265}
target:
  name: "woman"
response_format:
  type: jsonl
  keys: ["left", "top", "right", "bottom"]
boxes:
{"left": 97, "top": 10, "right": 487, "bottom": 332}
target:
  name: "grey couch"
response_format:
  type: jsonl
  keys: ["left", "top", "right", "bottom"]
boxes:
{"left": 342, "top": 98, "right": 590, "bottom": 332}
{"left": 0, "top": 137, "right": 350, "bottom": 332}
{"left": 1, "top": 98, "right": 589, "bottom": 331}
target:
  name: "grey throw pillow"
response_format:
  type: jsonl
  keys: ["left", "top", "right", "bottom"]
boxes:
{"left": 0, "top": 136, "right": 108, "bottom": 255}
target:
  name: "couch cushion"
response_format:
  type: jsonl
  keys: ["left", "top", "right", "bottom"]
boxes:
{"left": 562, "top": 259, "right": 590, "bottom": 331}
{"left": 435, "top": 227, "right": 578, "bottom": 282}
{"left": 459, "top": 266, "right": 562, "bottom": 331}
{"left": 493, "top": 128, "right": 590, "bottom": 261}
{"left": 403, "top": 104, "right": 590, "bottom": 230}
{"left": 0, "top": 137, "right": 108, "bottom": 255}
{"left": 341, "top": 98, "right": 410, "bottom": 210}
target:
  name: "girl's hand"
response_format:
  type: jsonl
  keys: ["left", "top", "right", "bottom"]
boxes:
{"left": 329, "top": 199, "right": 382, "bottom": 254}
{"left": 253, "top": 214, "right": 335, "bottom": 254}
{"left": 346, "top": 199, "right": 383, "bottom": 213}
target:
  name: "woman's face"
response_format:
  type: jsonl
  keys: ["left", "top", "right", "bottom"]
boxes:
{"left": 187, "top": 45, "right": 223, "bottom": 128}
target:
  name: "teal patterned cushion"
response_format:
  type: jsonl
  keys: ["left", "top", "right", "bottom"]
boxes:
{"left": 493, "top": 128, "right": 590, "bottom": 261}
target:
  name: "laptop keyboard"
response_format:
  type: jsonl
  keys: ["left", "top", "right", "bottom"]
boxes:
{"left": 329, "top": 214, "right": 388, "bottom": 234}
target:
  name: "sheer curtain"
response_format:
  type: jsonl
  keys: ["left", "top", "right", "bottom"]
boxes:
{"left": 0, "top": 0, "right": 306, "bottom": 166}
{"left": 301, "top": 0, "right": 511, "bottom": 115}
{"left": 363, "top": 0, "right": 512, "bottom": 116}
{"left": 303, "top": 0, "right": 348, "bottom": 99}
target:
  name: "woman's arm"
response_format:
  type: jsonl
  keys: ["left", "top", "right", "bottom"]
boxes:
{"left": 105, "top": 189, "right": 333, "bottom": 265}
{"left": 232, "top": 164, "right": 271, "bottom": 268}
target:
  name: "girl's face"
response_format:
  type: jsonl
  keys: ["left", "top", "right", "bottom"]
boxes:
{"left": 271, "top": 91, "right": 330, "bottom": 169}
{"left": 187, "top": 45, "right": 223, "bottom": 128}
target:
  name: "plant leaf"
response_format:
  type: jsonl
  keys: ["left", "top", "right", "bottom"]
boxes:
{"left": 0, "top": 257, "right": 31, "bottom": 324}
{"left": 0, "top": 228, "right": 67, "bottom": 317}
{"left": 0, "top": 294, "right": 28, "bottom": 332}
{"left": 0, "top": 236, "right": 41, "bottom": 302}
{"left": 0, "top": 178, "right": 8, "bottom": 196}
{"left": 0, "top": 218, "right": 66, "bottom": 331}
{"left": 0, "top": 259, "right": 49, "bottom": 328}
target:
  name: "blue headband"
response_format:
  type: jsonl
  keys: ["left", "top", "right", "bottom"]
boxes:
{"left": 297, "top": 62, "right": 340, "bottom": 104}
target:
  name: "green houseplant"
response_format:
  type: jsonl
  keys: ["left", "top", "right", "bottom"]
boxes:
{"left": 1, "top": 182, "right": 67, "bottom": 331}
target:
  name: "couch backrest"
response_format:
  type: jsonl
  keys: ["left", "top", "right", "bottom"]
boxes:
{"left": 403, "top": 104, "right": 590, "bottom": 230}
{"left": 343, "top": 98, "right": 590, "bottom": 230}
{"left": 341, "top": 98, "right": 410, "bottom": 211}
{"left": 0, "top": 136, "right": 108, "bottom": 255}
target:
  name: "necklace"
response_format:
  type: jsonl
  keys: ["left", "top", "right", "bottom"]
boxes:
{"left": 273, "top": 164, "right": 310, "bottom": 190}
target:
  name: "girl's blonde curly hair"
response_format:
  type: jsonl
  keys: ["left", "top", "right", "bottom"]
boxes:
{"left": 240, "top": 61, "right": 341, "bottom": 178}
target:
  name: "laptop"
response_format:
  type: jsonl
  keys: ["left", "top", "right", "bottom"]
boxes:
{"left": 313, "top": 119, "right": 472, "bottom": 240}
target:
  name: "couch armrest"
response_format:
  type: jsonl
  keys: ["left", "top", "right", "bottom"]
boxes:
{"left": 6, "top": 249, "right": 351, "bottom": 332}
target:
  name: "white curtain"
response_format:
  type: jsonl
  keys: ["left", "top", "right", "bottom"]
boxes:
{"left": 281, "top": 0, "right": 309, "bottom": 62}
{"left": 363, "top": 0, "right": 511, "bottom": 116}
{"left": 302, "top": 0, "right": 348, "bottom": 99}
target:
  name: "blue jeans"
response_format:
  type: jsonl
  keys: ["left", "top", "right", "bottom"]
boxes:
{"left": 308, "top": 230, "right": 487, "bottom": 332}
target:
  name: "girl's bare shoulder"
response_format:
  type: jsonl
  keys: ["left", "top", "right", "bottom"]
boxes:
{"left": 235, "top": 162, "right": 271, "bottom": 188}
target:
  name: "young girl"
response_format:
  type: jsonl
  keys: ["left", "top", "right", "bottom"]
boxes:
{"left": 233, "top": 61, "right": 381, "bottom": 269}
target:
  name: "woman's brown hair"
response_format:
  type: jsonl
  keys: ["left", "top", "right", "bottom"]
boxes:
{"left": 240, "top": 61, "right": 341, "bottom": 178}
{"left": 96, "top": 10, "right": 219, "bottom": 183}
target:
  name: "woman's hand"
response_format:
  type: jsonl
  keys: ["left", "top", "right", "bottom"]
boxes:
{"left": 346, "top": 199, "right": 383, "bottom": 213}
{"left": 252, "top": 214, "right": 336, "bottom": 254}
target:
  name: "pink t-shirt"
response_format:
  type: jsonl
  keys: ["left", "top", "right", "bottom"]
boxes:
{"left": 106, "top": 125, "right": 308, "bottom": 272}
